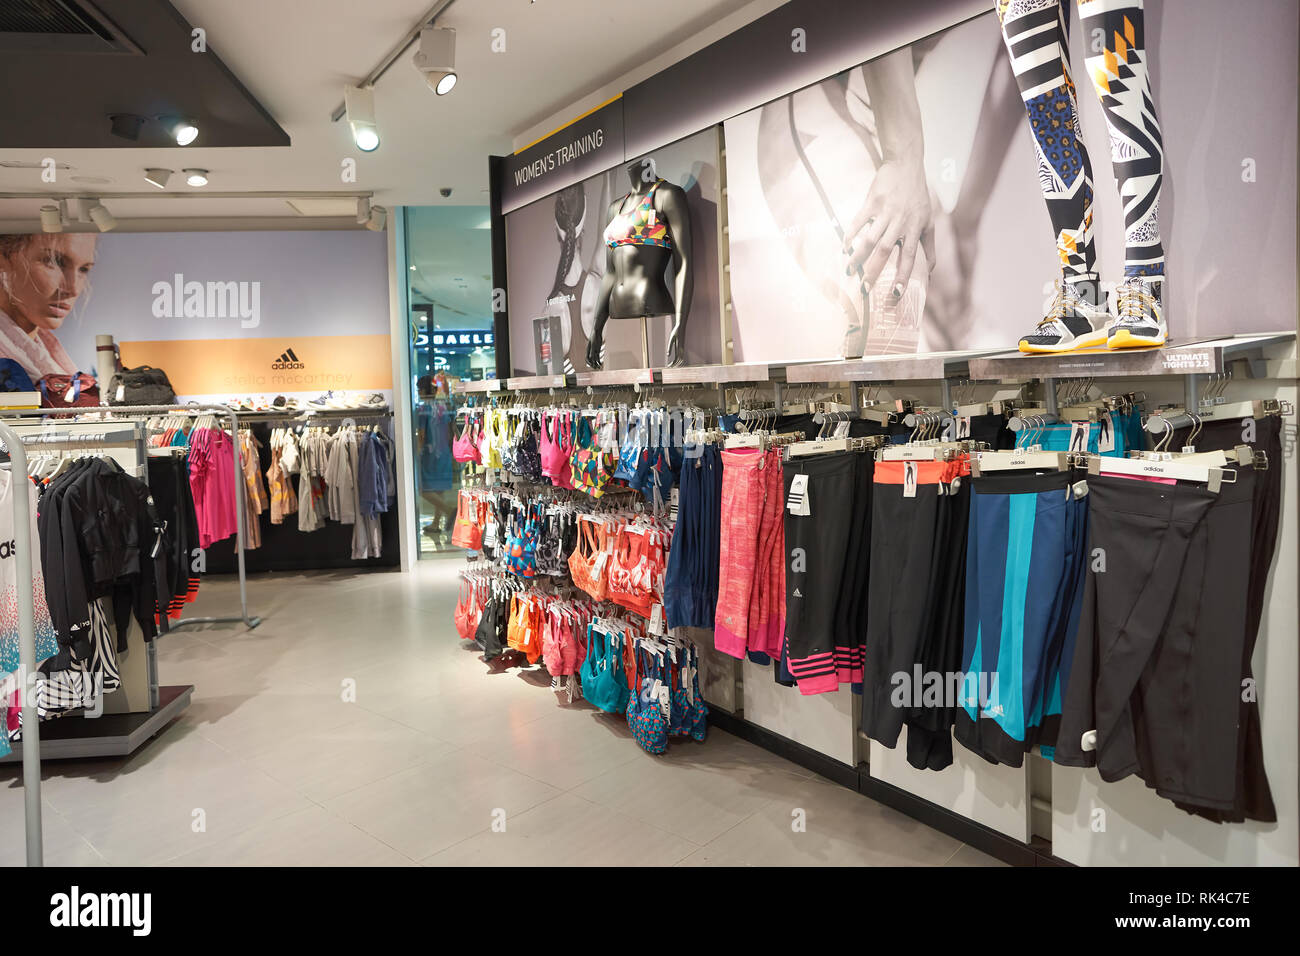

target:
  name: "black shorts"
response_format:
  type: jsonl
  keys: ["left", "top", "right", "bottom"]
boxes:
{"left": 1056, "top": 471, "right": 1266, "bottom": 817}
{"left": 781, "top": 453, "right": 859, "bottom": 695}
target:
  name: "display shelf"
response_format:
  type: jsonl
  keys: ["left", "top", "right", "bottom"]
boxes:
{"left": 967, "top": 332, "right": 1296, "bottom": 380}
{"left": 451, "top": 378, "right": 503, "bottom": 395}
{"left": 786, "top": 349, "right": 1003, "bottom": 383}
{"left": 659, "top": 361, "right": 776, "bottom": 384}
{"left": 0, "top": 685, "right": 193, "bottom": 763}
{"left": 575, "top": 367, "right": 658, "bottom": 387}
{"left": 505, "top": 373, "right": 570, "bottom": 391}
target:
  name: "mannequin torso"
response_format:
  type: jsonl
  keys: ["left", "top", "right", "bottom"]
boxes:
{"left": 587, "top": 163, "right": 694, "bottom": 369}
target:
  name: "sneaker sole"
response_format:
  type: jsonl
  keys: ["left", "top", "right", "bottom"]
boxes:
{"left": 1018, "top": 330, "right": 1108, "bottom": 354}
{"left": 1106, "top": 328, "right": 1166, "bottom": 350}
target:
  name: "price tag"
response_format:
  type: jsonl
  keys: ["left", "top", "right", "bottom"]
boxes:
{"left": 1098, "top": 411, "right": 1116, "bottom": 453}
{"left": 657, "top": 682, "right": 671, "bottom": 718}
{"left": 649, "top": 603, "right": 665, "bottom": 635}
{"left": 115, "top": 384, "right": 126, "bottom": 402}
{"left": 669, "top": 487, "right": 679, "bottom": 523}
{"left": 958, "top": 416, "right": 971, "bottom": 439}
{"left": 902, "top": 461, "right": 918, "bottom": 498}
{"left": 64, "top": 385, "right": 77, "bottom": 404}
{"left": 1068, "top": 421, "right": 1090, "bottom": 454}
{"left": 787, "top": 473, "right": 811, "bottom": 515}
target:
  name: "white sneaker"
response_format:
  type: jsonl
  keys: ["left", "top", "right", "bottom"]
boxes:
{"left": 1018, "top": 277, "right": 1111, "bottom": 354}
{"left": 1107, "top": 278, "right": 1166, "bottom": 349}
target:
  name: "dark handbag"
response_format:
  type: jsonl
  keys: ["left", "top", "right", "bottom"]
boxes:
{"left": 0, "top": 359, "right": 36, "bottom": 393}
{"left": 107, "top": 365, "right": 176, "bottom": 406}
{"left": 38, "top": 372, "right": 100, "bottom": 408}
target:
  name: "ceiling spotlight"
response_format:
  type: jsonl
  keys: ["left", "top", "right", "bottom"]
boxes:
{"left": 364, "top": 205, "right": 387, "bottom": 232}
{"left": 413, "top": 26, "right": 457, "bottom": 95}
{"left": 356, "top": 196, "right": 371, "bottom": 225}
{"left": 87, "top": 201, "right": 117, "bottom": 232}
{"left": 109, "top": 113, "right": 146, "bottom": 141}
{"left": 161, "top": 116, "right": 199, "bottom": 146}
{"left": 344, "top": 85, "right": 380, "bottom": 152}
{"left": 184, "top": 168, "right": 209, "bottom": 187}
{"left": 40, "top": 203, "right": 63, "bottom": 234}
{"left": 144, "top": 168, "right": 173, "bottom": 189}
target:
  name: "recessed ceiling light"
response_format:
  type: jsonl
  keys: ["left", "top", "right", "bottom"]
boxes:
{"left": 109, "top": 113, "right": 146, "bottom": 141}
{"left": 144, "top": 168, "right": 173, "bottom": 189}
{"left": 183, "top": 168, "right": 209, "bottom": 187}
{"left": 160, "top": 116, "right": 199, "bottom": 146}
{"left": 70, "top": 175, "right": 112, "bottom": 185}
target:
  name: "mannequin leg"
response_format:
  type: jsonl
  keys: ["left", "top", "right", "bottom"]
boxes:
{"left": 1078, "top": 0, "right": 1165, "bottom": 284}
{"left": 998, "top": 0, "right": 1113, "bottom": 352}
{"left": 997, "top": 0, "right": 1097, "bottom": 284}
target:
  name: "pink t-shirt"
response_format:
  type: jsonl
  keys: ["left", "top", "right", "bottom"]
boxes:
{"left": 189, "top": 428, "right": 240, "bottom": 548}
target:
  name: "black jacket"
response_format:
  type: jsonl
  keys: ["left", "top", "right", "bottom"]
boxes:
{"left": 37, "top": 458, "right": 171, "bottom": 663}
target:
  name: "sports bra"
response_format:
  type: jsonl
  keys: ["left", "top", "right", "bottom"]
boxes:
{"left": 604, "top": 180, "right": 673, "bottom": 250}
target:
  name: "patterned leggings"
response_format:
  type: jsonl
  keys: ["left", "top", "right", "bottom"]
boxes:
{"left": 996, "top": 0, "right": 1164, "bottom": 283}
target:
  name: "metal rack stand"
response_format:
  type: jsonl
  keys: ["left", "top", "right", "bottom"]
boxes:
{"left": 0, "top": 423, "right": 195, "bottom": 772}
{"left": 1, "top": 404, "right": 263, "bottom": 631}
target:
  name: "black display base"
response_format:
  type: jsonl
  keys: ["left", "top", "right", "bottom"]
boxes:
{"left": 203, "top": 509, "right": 400, "bottom": 573}
{"left": 0, "top": 685, "right": 193, "bottom": 763}
{"left": 706, "top": 707, "right": 1070, "bottom": 868}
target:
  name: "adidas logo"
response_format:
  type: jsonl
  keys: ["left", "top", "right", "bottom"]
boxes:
{"left": 271, "top": 348, "right": 304, "bottom": 370}
{"left": 793, "top": 587, "right": 803, "bottom": 598}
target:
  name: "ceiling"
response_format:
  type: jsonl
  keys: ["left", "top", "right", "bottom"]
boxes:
{"left": 0, "top": 0, "right": 765, "bottom": 231}
{"left": 0, "top": 0, "right": 288, "bottom": 149}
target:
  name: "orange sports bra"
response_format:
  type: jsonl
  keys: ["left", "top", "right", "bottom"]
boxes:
{"left": 604, "top": 180, "right": 672, "bottom": 250}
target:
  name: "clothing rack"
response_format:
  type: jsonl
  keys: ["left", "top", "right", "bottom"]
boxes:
{"left": 0, "top": 421, "right": 201, "bottom": 865}
{"left": 0, "top": 404, "right": 263, "bottom": 631}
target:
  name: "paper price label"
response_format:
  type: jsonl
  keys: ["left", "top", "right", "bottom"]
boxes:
{"left": 787, "top": 473, "right": 811, "bottom": 515}
{"left": 1098, "top": 411, "right": 1116, "bottom": 453}
{"left": 902, "top": 461, "right": 918, "bottom": 498}
{"left": 649, "top": 603, "right": 665, "bottom": 635}
{"left": 1069, "top": 421, "right": 1090, "bottom": 454}
{"left": 115, "top": 384, "right": 125, "bottom": 402}
{"left": 657, "top": 683, "right": 671, "bottom": 718}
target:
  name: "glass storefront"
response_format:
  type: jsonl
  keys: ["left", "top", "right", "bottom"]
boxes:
{"left": 401, "top": 206, "right": 496, "bottom": 556}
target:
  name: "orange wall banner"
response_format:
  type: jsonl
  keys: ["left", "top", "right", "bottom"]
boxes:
{"left": 119, "top": 334, "right": 393, "bottom": 396}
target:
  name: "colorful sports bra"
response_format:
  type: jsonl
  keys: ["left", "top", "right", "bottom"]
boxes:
{"left": 604, "top": 180, "right": 672, "bottom": 250}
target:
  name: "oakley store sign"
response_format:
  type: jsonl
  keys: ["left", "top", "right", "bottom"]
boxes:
{"left": 416, "top": 330, "right": 494, "bottom": 352}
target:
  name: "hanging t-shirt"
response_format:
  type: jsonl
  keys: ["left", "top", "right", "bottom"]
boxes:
{"left": 188, "top": 426, "right": 240, "bottom": 549}
{"left": 0, "top": 470, "right": 59, "bottom": 758}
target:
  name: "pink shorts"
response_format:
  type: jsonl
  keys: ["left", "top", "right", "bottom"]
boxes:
{"left": 713, "top": 448, "right": 786, "bottom": 659}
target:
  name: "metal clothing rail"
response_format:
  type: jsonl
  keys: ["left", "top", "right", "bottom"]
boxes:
{"left": 0, "top": 405, "right": 262, "bottom": 631}
{"left": 0, "top": 421, "right": 43, "bottom": 866}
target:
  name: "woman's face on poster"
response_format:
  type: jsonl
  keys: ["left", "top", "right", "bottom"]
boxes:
{"left": 0, "top": 233, "right": 97, "bottom": 333}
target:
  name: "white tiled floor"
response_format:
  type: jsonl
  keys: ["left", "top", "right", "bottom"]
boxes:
{"left": 0, "top": 560, "right": 1005, "bottom": 867}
